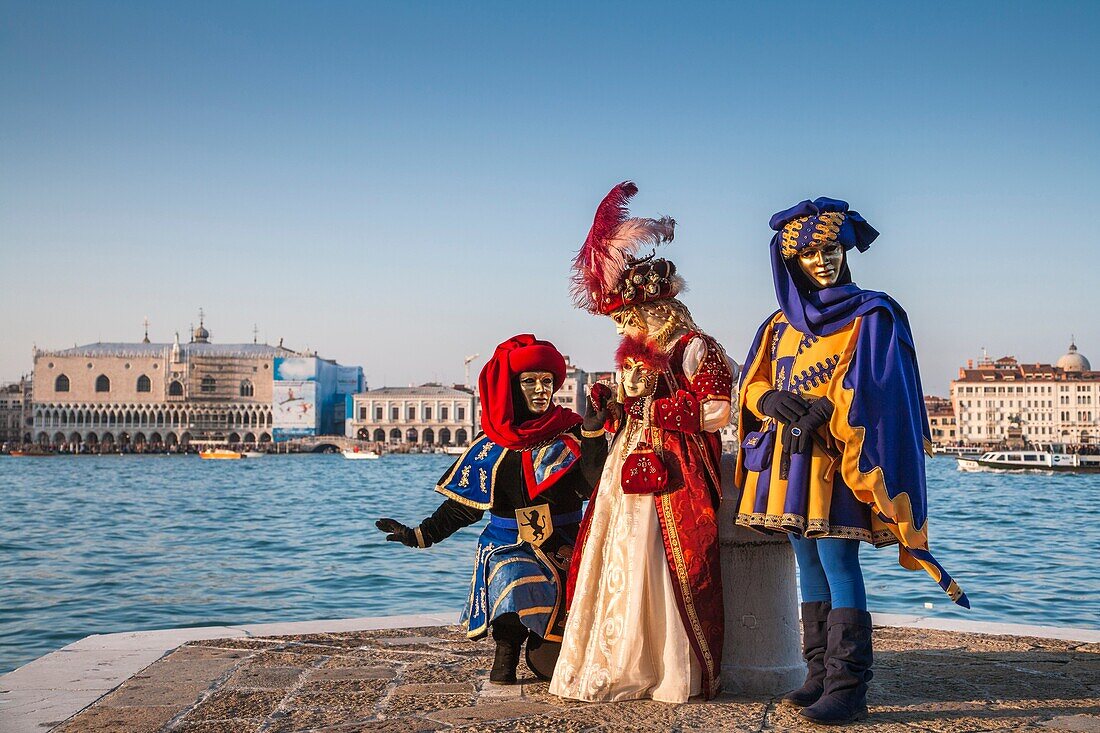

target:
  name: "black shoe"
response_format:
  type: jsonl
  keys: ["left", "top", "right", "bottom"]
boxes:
{"left": 782, "top": 601, "right": 831, "bottom": 707}
{"left": 488, "top": 616, "right": 527, "bottom": 685}
{"left": 801, "top": 608, "right": 873, "bottom": 726}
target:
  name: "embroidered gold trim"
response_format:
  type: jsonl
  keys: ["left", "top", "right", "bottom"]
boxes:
{"left": 780, "top": 216, "right": 809, "bottom": 258}
{"left": 435, "top": 485, "right": 492, "bottom": 510}
{"left": 435, "top": 434, "right": 505, "bottom": 510}
{"left": 659, "top": 492, "right": 716, "bottom": 689}
{"left": 780, "top": 212, "right": 846, "bottom": 258}
{"left": 580, "top": 426, "right": 606, "bottom": 438}
{"left": 518, "top": 606, "right": 554, "bottom": 617}
{"left": 490, "top": 576, "right": 546, "bottom": 619}
{"left": 736, "top": 512, "right": 897, "bottom": 546}
{"left": 414, "top": 526, "right": 426, "bottom": 548}
{"left": 812, "top": 211, "right": 845, "bottom": 243}
{"left": 485, "top": 556, "right": 541, "bottom": 587}
{"left": 464, "top": 540, "right": 498, "bottom": 638}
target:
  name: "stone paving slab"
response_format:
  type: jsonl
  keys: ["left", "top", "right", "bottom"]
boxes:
{"left": 0, "top": 613, "right": 459, "bottom": 733}
{"left": 41, "top": 623, "right": 1098, "bottom": 733}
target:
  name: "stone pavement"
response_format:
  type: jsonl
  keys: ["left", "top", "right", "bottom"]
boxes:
{"left": 48, "top": 624, "right": 1099, "bottom": 733}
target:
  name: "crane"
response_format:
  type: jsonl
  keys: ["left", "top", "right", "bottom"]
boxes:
{"left": 464, "top": 354, "right": 480, "bottom": 388}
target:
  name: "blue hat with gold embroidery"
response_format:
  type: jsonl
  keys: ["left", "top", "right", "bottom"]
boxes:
{"left": 769, "top": 197, "right": 879, "bottom": 259}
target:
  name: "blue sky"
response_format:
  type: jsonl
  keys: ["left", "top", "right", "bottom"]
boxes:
{"left": 1, "top": 1, "right": 1097, "bottom": 393}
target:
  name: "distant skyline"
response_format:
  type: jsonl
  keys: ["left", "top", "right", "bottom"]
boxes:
{"left": 2, "top": 1, "right": 1098, "bottom": 394}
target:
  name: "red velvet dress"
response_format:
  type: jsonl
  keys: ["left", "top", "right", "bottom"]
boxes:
{"left": 563, "top": 331, "right": 732, "bottom": 699}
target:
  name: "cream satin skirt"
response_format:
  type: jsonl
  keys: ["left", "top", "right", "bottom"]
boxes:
{"left": 549, "top": 433, "right": 701, "bottom": 703}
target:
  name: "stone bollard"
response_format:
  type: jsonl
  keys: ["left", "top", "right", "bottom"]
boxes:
{"left": 718, "top": 453, "right": 804, "bottom": 696}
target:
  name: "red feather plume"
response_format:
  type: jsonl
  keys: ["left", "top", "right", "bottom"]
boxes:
{"left": 571, "top": 181, "right": 675, "bottom": 313}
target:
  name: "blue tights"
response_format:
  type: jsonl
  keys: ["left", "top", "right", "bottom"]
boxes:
{"left": 789, "top": 535, "right": 867, "bottom": 611}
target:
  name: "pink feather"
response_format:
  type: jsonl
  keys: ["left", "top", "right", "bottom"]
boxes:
{"left": 570, "top": 181, "right": 675, "bottom": 312}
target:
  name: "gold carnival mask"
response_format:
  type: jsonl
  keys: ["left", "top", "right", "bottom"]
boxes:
{"left": 517, "top": 371, "right": 555, "bottom": 414}
{"left": 611, "top": 307, "right": 646, "bottom": 338}
{"left": 621, "top": 358, "right": 659, "bottom": 398}
{"left": 796, "top": 241, "right": 845, "bottom": 289}
{"left": 611, "top": 303, "right": 681, "bottom": 347}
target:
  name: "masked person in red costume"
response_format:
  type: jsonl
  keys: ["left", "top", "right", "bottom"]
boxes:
{"left": 377, "top": 335, "right": 608, "bottom": 684}
{"left": 550, "top": 182, "right": 733, "bottom": 703}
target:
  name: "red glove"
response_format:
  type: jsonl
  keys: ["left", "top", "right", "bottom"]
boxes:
{"left": 589, "top": 382, "right": 613, "bottom": 412}
{"left": 584, "top": 382, "right": 622, "bottom": 434}
{"left": 651, "top": 390, "right": 701, "bottom": 433}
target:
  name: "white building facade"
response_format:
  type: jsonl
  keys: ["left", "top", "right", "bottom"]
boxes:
{"left": 924, "top": 395, "right": 958, "bottom": 446}
{"left": 950, "top": 342, "right": 1098, "bottom": 446}
{"left": 557, "top": 357, "right": 589, "bottom": 418}
{"left": 346, "top": 385, "right": 478, "bottom": 447}
{"left": 0, "top": 378, "right": 32, "bottom": 447}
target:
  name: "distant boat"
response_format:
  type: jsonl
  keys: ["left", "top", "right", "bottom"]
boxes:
{"left": 934, "top": 444, "right": 981, "bottom": 457}
{"left": 442, "top": 446, "right": 466, "bottom": 456}
{"left": 199, "top": 449, "right": 243, "bottom": 460}
{"left": 342, "top": 447, "right": 380, "bottom": 460}
{"left": 957, "top": 445, "right": 1100, "bottom": 473}
{"left": 9, "top": 447, "right": 57, "bottom": 457}
{"left": 241, "top": 451, "right": 265, "bottom": 458}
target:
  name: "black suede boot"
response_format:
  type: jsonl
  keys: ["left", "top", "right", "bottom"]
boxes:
{"left": 801, "top": 608, "right": 872, "bottom": 725}
{"left": 783, "top": 601, "right": 831, "bottom": 707}
{"left": 489, "top": 614, "right": 527, "bottom": 685}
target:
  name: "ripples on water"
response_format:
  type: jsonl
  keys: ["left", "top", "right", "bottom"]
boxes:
{"left": 1, "top": 454, "right": 1097, "bottom": 673}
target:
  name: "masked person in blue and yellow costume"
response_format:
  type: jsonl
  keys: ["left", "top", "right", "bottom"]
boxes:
{"left": 736, "top": 198, "right": 969, "bottom": 726}
{"left": 376, "top": 335, "right": 608, "bottom": 685}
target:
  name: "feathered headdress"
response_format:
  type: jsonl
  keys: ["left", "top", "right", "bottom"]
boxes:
{"left": 615, "top": 334, "right": 670, "bottom": 372}
{"left": 571, "top": 181, "right": 681, "bottom": 315}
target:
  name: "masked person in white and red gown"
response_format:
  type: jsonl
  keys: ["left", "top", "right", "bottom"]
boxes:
{"left": 549, "top": 182, "right": 734, "bottom": 703}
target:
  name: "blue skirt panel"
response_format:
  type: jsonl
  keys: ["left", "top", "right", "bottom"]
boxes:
{"left": 460, "top": 514, "right": 579, "bottom": 641}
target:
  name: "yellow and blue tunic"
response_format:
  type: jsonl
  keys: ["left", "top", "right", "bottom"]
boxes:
{"left": 736, "top": 306, "right": 969, "bottom": 607}
{"left": 737, "top": 311, "right": 893, "bottom": 545}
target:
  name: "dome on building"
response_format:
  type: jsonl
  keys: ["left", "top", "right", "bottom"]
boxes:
{"left": 1056, "top": 340, "right": 1090, "bottom": 373}
{"left": 193, "top": 324, "right": 210, "bottom": 343}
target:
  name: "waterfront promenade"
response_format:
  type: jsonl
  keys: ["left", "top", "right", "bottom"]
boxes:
{"left": 3, "top": 613, "right": 1097, "bottom": 733}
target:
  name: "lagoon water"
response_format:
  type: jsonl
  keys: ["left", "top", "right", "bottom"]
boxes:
{"left": 1, "top": 453, "right": 1097, "bottom": 674}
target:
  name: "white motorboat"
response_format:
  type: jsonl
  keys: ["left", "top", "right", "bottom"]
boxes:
{"left": 934, "top": 444, "right": 982, "bottom": 457}
{"left": 342, "top": 447, "right": 380, "bottom": 460}
{"left": 956, "top": 445, "right": 1100, "bottom": 473}
{"left": 442, "top": 446, "right": 466, "bottom": 456}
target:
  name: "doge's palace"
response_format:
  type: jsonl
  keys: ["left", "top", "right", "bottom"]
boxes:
{"left": 32, "top": 319, "right": 301, "bottom": 451}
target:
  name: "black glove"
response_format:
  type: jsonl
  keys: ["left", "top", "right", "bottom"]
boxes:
{"left": 758, "top": 389, "right": 811, "bottom": 423}
{"left": 375, "top": 518, "right": 425, "bottom": 548}
{"left": 782, "top": 398, "right": 834, "bottom": 457}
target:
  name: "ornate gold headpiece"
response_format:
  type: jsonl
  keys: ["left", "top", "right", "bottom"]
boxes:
{"left": 780, "top": 211, "right": 847, "bottom": 259}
